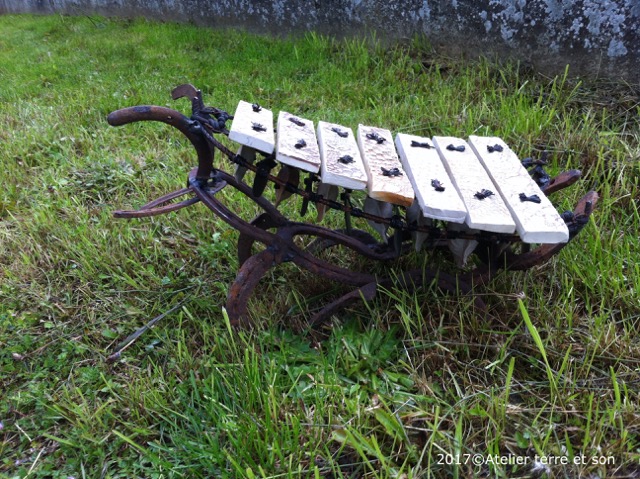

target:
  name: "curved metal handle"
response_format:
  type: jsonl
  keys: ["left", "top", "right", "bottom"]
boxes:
{"left": 107, "top": 105, "right": 214, "bottom": 180}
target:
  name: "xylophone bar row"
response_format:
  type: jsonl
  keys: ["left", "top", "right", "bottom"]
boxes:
{"left": 228, "top": 100, "right": 569, "bottom": 244}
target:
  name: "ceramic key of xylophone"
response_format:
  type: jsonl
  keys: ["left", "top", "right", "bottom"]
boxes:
{"left": 228, "top": 100, "right": 275, "bottom": 154}
{"left": 468, "top": 136, "right": 569, "bottom": 244}
{"left": 357, "top": 125, "right": 414, "bottom": 207}
{"left": 433, "top": 136, "right": 516, "bottom": 234}
{"left": 276, "top": 111, "right": 321, "bottom": 173}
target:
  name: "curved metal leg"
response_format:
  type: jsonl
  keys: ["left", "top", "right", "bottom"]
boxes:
{"left": 542, "top": 169, "right": 581, "bottom": 195}
{"left": 113, "top": 187, "right": 201, "bottom": 218}
{"left": 305, "top": 229, "right": 380, "bottom": 255}
{"left": 107, "top": 106, "right": 215, "bottom": 180}
{"left": 226, "top": 248, "right": 279, "bottom": 327}
{"left": 309, "top": 282, "right": 379, "bottom": 327}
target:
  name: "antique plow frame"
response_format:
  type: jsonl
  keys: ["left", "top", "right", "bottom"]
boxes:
{"left": 107, "top": 85, "right": 598, "bottom": 327}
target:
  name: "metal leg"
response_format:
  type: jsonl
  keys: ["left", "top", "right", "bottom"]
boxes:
{"left": 226, "top": 247, "right": 280, "bottom": 327}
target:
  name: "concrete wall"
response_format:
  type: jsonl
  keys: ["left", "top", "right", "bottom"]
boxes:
{"left": 2, "top": 0, "right": 639, "bottom": 84}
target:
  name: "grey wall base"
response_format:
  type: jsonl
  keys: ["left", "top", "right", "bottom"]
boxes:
{"left": 2, "top": 0, "right": 639, "bottom": 84}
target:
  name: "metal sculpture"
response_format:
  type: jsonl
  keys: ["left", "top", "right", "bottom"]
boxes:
{"left": 107, "top": 84, "right": 597, "bottom": 327}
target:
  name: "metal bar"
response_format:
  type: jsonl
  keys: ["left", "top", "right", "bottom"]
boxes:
{"left": 113, "top": 187, "right": 201, "bottom": 218}
{"left": 226, "top": 248, "right": 279, "bottom": 327}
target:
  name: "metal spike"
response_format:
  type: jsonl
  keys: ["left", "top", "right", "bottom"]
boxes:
{"left": 447, "top": 224, "right": 479, "bottom": 267}
{"left": 252, "top": 157, "right": 276, "bottom": 197}
{"left": 407, "top": 201, "right": 431, "bottom": 252}
{"left": 234, "top": 146, "right": 257, "bottom": 183}
{"left": 315, "top": 183, "right": 339, "bottom": 222}
{"left": 300, "top": 173, "right": 318, "bottom": 216}
{"left": 275, "top": 166, "right": 300, "bottom": 207}
{"left": 364, "top": 197, "right": 391, "bottom": 243}
{"left": 448, "top": 239, "right": 479, "bottom": 267}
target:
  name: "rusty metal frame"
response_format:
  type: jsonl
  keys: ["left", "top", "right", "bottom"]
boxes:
{"left": 107, "top": 86, "right": 598, "bottom": 327}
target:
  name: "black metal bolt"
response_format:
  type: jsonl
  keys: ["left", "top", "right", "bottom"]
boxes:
{"left": 367, "top": 132, "right": 386, "bottom": 144}
{"left": 431, "top": 179, "right": 445, "bottom": 192}
{"left": 474, "top": 189, "right": 494, "bottom": 200}
{"left": 381, "top": 167, "right": 402, "bottom": 177}
{"left": 447, "top": 144, "right": 465, "bottom": 152}
{"left": 519, "top": 193, "right": 541, "bottom": 203}
{"left": 331, "top": 127, "right": 348, "bottom": 138}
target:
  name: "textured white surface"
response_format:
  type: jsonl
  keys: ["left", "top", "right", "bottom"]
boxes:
{"left": 275, "top": 111, "right": 321, "bottom": 173}
{"left": 433, "top": 136, "right": 516, "bottom": 233}
{"left": 316, "top": 121, "right": 367, "bottom": 190}
{"left": 395, "top": 133, "right": 467, "bottom": 223}
{"left": 468, "top": 136, "right": 569, "bottom": 243}
{"left": 357, "top": 125, "right": 414, "bottom": 207}
{"left": 228, "top": 100, "right": 275, "bottom": 154}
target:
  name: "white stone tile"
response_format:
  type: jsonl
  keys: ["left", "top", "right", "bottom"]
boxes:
{"left": 228, "top": 100, "right": 275, "bottom": 154}
{"left": 316, "top": 121, "right": 367, "bottom": 190}
{"left": 233, "top": 145, "right": 257, "bottom": 183}
{"left": 468, "top": 136, "right": 569, "bottom": 243}
{"left": 357, "top": 125, "right": 414, "bottom": 207}
{"left": 275, "top": 111, "right": 321, "bottom": 173}
{"left": 433, "top": 136, "right": 516, "bottom": 233}
{"left": 395, "top": 133, "right": 467, "bottom": 223}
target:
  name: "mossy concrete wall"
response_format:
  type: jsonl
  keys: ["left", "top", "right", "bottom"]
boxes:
{"left": 2, "top": 0, "right": 639, "bottom": 84}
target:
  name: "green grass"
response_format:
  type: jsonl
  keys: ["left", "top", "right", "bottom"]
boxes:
{"left": 1, "top": 13, "right": 639, "bottom": 479}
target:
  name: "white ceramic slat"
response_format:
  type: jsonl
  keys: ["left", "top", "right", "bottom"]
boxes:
{"left": 228, "top": 101, "right": 275, "bottom": 154}
{"left": 357, "top": 125, "right": 414, "bottom": 207}
{"left": 275, "top": 111, "right": 321, "bottom": 173}
{"left": 395, "top": 133, "right": 467, "bottom": 223}
{"left": 316, "top": 121, "right": 367, "bottom": 190}
{"left": 468, "top": 136, "right": 569, "bottom": 243}
{"left": 432, "top": 136, "right": 516, "bottom": 233}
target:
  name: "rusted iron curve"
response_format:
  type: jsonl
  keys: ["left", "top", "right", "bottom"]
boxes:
{"left": 542, "top": 169, "right": 582, "bottom": 195}
{"left": 107, "top": 105, "right": 215, "bottom": 181}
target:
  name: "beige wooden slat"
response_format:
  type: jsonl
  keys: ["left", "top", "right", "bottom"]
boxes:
{"left": 395, "top": 133, "right": 467, "bottom": 223}
{"left": 468, "top": 135, "right": 569, "bottom": 243}
{"left": 357, "top": 125, "right": 414, "bottom": 207}
{"left": 275, "top": 111, "right": 321, "bottom": 173}
{"left": 432, "top": 136, "right": 516, "bottom": 233}
{"left": 316, "top": 121, "right": 367, "bottom": 190}
{"left": 228, "top": 100, "right": 275, "bottom": 154}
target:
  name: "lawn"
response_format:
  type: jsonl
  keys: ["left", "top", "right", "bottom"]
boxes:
{"left": 0, "top": 13, "right": 639, "bottom": 479}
